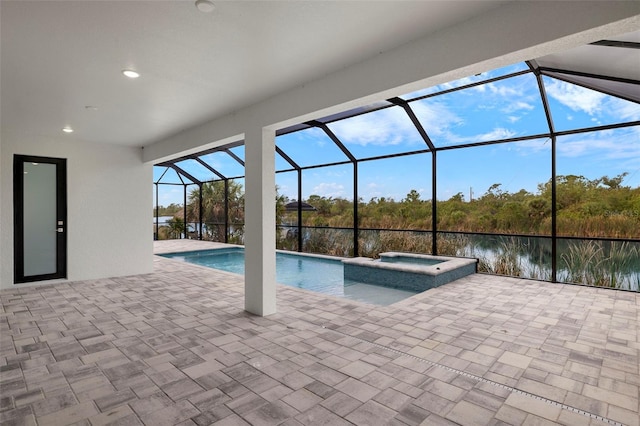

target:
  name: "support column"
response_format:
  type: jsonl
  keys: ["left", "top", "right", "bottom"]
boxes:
{"left": 244, "top": 126, "right": 277, "bottom": 316}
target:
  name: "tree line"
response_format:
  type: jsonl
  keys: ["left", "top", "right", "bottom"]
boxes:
{"left": 156, "top": 173, "right": 639, "bottom": 240}
{"left": 282, "top": 173, "right": 639, "bottom": 239}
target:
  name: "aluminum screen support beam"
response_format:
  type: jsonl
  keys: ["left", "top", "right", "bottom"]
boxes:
{"left": 432, "top": 151, "right": 437, "bottom": 255}
{"left": 274, "top": 146, "right": 304, "bottom": 251}
{"left": 155, "top": 183, "right": 159, "bottom": 241}
{"left": 225, "top": 149, "right": 245, "bottom": 167}
{"left": 195, "top": 158, "right": 226, "bottom": 180}
{"left": 169, "top": 164, "right": 200, "bottom": 185}
{"left": 308, "top": 121, "right": 360, "bottom": 256}
{"left": 531, "top": 61, "right": 558, "bottom": 283}
{"left": 224, "top": 180, "right": 229, "bottom": 244}
{"left": 298, "top": 170, "right": 303, "bottom": 252}
{"left": 389, "top": 97, "right": 438, "bottom": 254}
{"left": 551, "top": 136, "right": 557, "bottom": 283}
{"left": 198, "top": 184, "right": 203, "bottom": 240}
{"left": 353, "top": 162, "right": 359, "bottom": 257}
{"left": 183, "top": 185, "right": 187, "bottom": 239}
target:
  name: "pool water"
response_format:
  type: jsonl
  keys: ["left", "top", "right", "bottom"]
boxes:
{"left": 160, "top": 248, "right": 418, "bottom": 306}
{"left": 381, "top": 256, "right": 444, "bottom": 266}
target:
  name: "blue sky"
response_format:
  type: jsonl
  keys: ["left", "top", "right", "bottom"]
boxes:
{"left": 155, "top": 62, "right": 640, "bottom": 207}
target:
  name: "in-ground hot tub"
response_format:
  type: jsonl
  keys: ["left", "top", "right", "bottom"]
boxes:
{"left": 342, "top": 252, "right": 477, "bottom": 292}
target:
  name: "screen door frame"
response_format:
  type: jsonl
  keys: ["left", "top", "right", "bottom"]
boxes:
{"left": 14, "top": 155, "right": 67, "bottom": 283}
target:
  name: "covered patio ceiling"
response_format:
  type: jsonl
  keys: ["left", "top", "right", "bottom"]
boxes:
{"left": 1, "top": 0, "right": 510, "bottom": 148}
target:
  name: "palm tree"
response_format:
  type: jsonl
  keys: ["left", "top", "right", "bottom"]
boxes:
{"left": 166, "top": 217, "right": 185, "bottom": 239}
{"left": 187, "top": 180, "right": 244, "bottom": 241}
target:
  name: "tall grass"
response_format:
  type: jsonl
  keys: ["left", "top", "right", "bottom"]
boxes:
{"left": 357, "top": 230, "right": 431, "bottom": 258}
{"left": 477, "top": 237, "right": 523, "bottom": 277}
{"left": 559, "top": 241, "right": 640, "bottom": 289}
{"left": 304, "top": 228, "right": 354, "bottom": 257}
{"left": 437, "top": 233, "right": 471, "bottom": 257}
{"left": 557, "top": 215, "right": 640, "bottom": 238}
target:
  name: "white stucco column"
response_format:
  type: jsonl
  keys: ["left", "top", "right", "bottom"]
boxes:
{"left": 244, "top": 126, "right": 277, "bottom": 316}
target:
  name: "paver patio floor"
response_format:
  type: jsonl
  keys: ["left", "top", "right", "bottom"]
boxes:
{"left": 1, "top": 240, "right": 638, "bottom": 425}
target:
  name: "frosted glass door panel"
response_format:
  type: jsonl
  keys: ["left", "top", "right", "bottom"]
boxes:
{"left": 23, "top": 162, "right": 57, "bottom": 276}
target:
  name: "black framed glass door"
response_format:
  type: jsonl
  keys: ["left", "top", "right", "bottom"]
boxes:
{"left": 14, "top": 155, "right": 67, "bottom": 283}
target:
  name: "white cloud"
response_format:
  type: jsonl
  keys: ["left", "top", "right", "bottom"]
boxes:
{"left": 277, "top": 184, "right": 291, "bottom": 195}
{"left": 399, "top": 65, "right": 526, "bottom": 100}
{"left": 327, "top": 104, "right": 432, "bottom": 147}
{"left": 159, "top": 187, "right": 184, "bottom": 205}
{"left": 410, "top": 101, "right": 463, "bottom": 139}
{"left": 545, "top": 80, "right": 605, "bottom": 115}
{"left": 311, "top": 182, "right": 346, "bottom": 198}
{"left": 507, "top": 116, "right": 521, "bottom": 123}
{"left": 476, "top": 128, "right": 517, "bottom": 141}
{"left": 556, "top": 130, "right": 640, "bottom": 169}
{"left": 515, "top": 128, "right": 640, "bottom": 169}
{"left": 439, "top": 126, "right": 518, "bottom": 145}
{"left": 413, "top": 100, "right": 519, "bottom": 145}
{"left": 502, "top": 101, "right": 535, "bottom": 114}
{"left": 612, "top": 98, "right": 640, "bottom": 121}
{"left": 544, "top": 79, "right": 640, "bottom": 127}
{"left": 297, "top": 127, "right": 328, "bottom": 148}
{"left": 486, "top": 82, "right": 522, "bottom": 97}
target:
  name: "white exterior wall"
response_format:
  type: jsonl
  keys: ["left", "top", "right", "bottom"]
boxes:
{"left": 0, "top": 133, "right": 153, "bottom": 290}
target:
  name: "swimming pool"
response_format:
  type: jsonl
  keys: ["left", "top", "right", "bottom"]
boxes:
{"left": 160, "top": 248, "right": 418, "bottom": 306}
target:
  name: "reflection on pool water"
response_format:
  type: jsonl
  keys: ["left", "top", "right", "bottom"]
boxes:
{"left": 160, "top": 248, "right": 418, "bottom": 306}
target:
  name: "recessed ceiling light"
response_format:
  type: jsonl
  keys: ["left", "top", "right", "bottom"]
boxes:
{"left": 195, "top": 0, "right": 215, "bottom": 13}
{"left": 62, "top": 127, "right": 74, "bottom": 133}
{"left": 122, "top": 69, "right": 140, "bottom": 79}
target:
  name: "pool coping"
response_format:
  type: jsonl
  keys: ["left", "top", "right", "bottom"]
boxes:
{"left": 158, "top": 244, "right": 350, "bottom": 263}
{"left": 342, "top": 252, "right": 478, "bottom": 276}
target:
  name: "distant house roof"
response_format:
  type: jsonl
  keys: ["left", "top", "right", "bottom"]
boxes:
{"left": 284, "top": 201, "right": 317, "bottom": 212}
